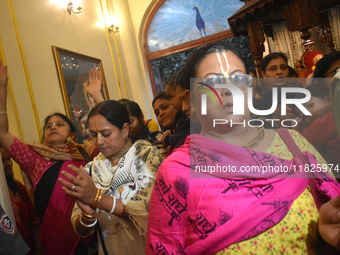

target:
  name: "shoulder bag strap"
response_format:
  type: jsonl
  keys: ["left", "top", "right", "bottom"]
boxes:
{"left": 275, "top": 128, "right": 308, "bottom": 164}
{"left": 275, "top": 128, "right": 322, "bottom": 209}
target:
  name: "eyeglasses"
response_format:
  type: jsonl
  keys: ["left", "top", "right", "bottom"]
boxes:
{"left": 200, "top": 74, "right": 253, "bottom": 87}
{"left": 323, "top": 67, "right": 340, "bottom": 77}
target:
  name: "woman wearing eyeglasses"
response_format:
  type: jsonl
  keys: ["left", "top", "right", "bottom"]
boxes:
{"left": 146, "top": 42, "right": 340, "bottom": 255}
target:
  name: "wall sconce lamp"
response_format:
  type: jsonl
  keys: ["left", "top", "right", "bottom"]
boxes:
{"left": 108, "top": 24, "right": 119, "bottom": 33}
{"left": 66, "top": 1, "right": 83, "bottom": 15}
{"left": 107, "top": 16, "right": 120, "bottom": 33}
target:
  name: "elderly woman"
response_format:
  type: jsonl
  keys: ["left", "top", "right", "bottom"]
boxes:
{"left": 146, "top": 42, "right": 340, "bottom": 254}
{"left": 59, "top": 100, "right": 163, "bottom": 255}
{"left": 0, "top": 60, "right": 96, "bottom": 254}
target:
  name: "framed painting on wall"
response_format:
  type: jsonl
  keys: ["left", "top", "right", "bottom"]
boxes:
{"left": 52, "top": 46, "right": 109, "bottom": 143}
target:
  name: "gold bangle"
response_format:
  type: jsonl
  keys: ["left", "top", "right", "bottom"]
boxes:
{"left": 0, "top": 110, "right": 7, "bottom": 115}
{"left": 92, "top": 189, "right": 100, "bottom": 208}
{"left": 91, "top": 189, "right": 103, "bottom": 209}
{"left": 81, "top": 211, "right": 96, "bottom": 220}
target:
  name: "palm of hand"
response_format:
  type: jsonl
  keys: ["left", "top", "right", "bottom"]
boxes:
{"left": 83, "top": 68, "right": 102, "bottom": 95}
{"left": 84, "top": 79, "right": 101, "bottom": 95}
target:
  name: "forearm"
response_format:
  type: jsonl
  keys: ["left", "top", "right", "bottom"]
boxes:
{"left": 90, "top": 92, "right": 104, "bottom": 104}
{"left": 97, "top": 194, "right": 130, "bottom": 221}
{"left": 0, "top": 84, "right": 15, "bottom": 149}
{"left": 73, "top": 194, "right": 130, "bottom": 237}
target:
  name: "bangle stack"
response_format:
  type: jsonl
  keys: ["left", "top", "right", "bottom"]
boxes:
{"left": 0, "top": 110, "right": 7, "bottom": 115}
{"left": 82, "top": 212, "right": 96, "bottom": 220}
{"left": 79, "top": 211, "right": 97, "bottom": 228}
{"left": 91, "top": 188, "right": 103, "bottom": 209}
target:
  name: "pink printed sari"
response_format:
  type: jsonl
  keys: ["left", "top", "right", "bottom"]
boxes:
{"left": 147, "top": 134, "right": 340, "bottom": 255}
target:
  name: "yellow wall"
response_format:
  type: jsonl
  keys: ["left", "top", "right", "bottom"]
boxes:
{"left": 0, "top": 0, "right": 158, "bottom": 183}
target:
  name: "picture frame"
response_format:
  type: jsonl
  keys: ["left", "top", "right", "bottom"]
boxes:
{"left": 52, "top": 46, "right": 109, "bottom": 143}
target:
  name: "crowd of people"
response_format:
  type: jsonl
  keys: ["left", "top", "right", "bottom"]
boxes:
{"left": 1, "top": 40, "right": 340, "bottom": 254}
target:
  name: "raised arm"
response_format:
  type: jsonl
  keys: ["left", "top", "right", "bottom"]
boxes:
{"left": 83, "top": 68, "right": 104, "bottom": 104}
{"left": 0, "top": 59, "right": 15, "bottom": 150}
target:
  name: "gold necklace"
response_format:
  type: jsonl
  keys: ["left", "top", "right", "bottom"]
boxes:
{"left": 108, "top": 137, "right": 132, "bottom": 161}
{"left": 243, "top": 126, "right": 265, "bottom": 150}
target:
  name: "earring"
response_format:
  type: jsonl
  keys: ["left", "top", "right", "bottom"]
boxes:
{"left": 125, "top": 136, "right": 128, "bottom": 140}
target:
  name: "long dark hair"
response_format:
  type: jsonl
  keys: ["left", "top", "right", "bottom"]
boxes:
{"left": 177, "top": 41, "right": 249, "bottom": 91}
{"left": 88, "top": 100, "right": 130, "bottom": 129}
{"left": 42, "top": 113, "right": 76, "bottom": 142}
{"left": 121, "top": 100, "right": 143, "bottom": 121}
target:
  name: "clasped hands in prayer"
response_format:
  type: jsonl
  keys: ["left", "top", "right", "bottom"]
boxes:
{"left": 59, "top": 165, "right": 97, "bottom": 215}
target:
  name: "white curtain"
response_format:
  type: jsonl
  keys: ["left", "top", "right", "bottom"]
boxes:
{"left": 328, "top": 5, "right": 340, "bottom": 51}
{"left": 290, "top": 30, "right": 304, "bottom": 62}
{"left": 265, "top": 35, "right": 277, "bottom": 54}
{"left": 269, "top": 22, "right": 304, "bottom": 68}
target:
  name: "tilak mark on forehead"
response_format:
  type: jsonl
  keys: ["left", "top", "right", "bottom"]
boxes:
{"left": 215, "top": 51, "right": 230, "bottom": 79}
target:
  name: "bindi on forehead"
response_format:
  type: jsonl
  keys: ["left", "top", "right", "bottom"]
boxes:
{"left": 46, "top": 116, "right": 65, "bottom": 126}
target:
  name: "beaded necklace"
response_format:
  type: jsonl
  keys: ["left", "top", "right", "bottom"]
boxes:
{"left": 243, "top": 126, "right": 265, "bottom": 150}
{"left": 108, "top": 137, "right": 132, "bottom": 162}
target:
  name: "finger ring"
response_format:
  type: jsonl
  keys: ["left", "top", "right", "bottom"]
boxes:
{"left": 71, "top": 184, "right": 76, "bottom": 191}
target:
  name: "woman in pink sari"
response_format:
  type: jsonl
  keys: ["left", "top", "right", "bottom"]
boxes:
{"left": 146, "top": 42, "right": 340, "bottom": 254}
{"left": 0, "top": 59, "right": 96, "bottom": 254}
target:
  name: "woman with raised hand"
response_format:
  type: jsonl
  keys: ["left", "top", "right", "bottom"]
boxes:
{"left": 59, "top": 100, "right": 163, "bottom": 255}
{"left": 146, "top": 42, "right": 340, "bottom": 254}
{"left": 0, "top": 59, "right": 96, "bottom": 254}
